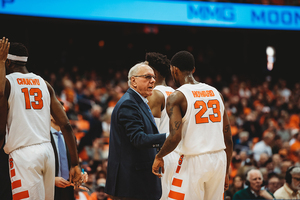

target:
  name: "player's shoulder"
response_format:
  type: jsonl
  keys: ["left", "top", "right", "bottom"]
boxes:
{"left": 152, "top": 89, "right": 165, "bottom": 99}
{"left": 167, "top": 90, "right": 185, "bottom": 104}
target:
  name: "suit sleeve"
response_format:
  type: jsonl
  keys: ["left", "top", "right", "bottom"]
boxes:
{"left": 118, "top": 100, "right": 166, "bottom": 149}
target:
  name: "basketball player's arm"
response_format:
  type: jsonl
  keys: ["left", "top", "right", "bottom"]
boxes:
{"left": 0, "top": 37, "right": 10, "bottom": 97}
{"left": 0, "top": 81, "right": 10, "bottom": 148}
{"left": 152, "top": 91, "right": 184, "bottom": 177}
{"left": 0, "top": 96, "right": 8, "bottom": 148}
{"left": 46, "top": 82, "right": 81, "bottom": 185}
{"left": 147, "top": 89, "right": 164, "bottom": 125}
{"left": 220, "top": 93, "right": 233, "bottom": 191}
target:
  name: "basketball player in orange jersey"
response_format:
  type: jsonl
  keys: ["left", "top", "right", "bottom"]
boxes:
{"left": 0, "top": 37, "right": 82, "bottom": 200}
{"left": 146, "top": 52, "right": 179, "bottom": 200}
{"left": 152, "top": 51, "right": 233, "bottom": 200}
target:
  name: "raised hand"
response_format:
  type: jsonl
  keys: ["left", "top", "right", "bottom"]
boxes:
{"left": 0, "top": 37, "right": 10, "bottom": 63}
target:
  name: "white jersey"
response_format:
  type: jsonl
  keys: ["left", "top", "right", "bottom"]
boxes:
{"left": 4, "top": 72, "right": 51, "bottom": 154}
{"left": 177, "top": 83, "right": 225, "bottom": 155}
{"left": 153, "top": 85, "right": 174, "bottom": 133}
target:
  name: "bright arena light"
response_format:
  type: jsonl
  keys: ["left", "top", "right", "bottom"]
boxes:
{"left": 266, "top": 46, "right": 275, "bottom": 71}
{"left": 266, "top": 46, "right": 275, "bottom": 56}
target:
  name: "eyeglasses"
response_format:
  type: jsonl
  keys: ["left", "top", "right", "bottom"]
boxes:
{"left": 133, "top": 75, "right": 156, "bottom": 80}
{"left": 292, "top": 177, "right": 300, "bottom": 182}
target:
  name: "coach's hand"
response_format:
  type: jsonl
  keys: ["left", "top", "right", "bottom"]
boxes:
{"left": 55, "top": 177, "right": 72, "bottom": 188}
{"left": 152, "top": 155, "right": 164, "bottom": 178}
{"left": 69, "top": 165, "right": 82, "bottom": 188}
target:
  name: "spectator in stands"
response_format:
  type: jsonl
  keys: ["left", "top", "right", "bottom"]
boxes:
{"left": 225, "top": 175, "right": 244, "bottom": 200}
{"left": 277, "top": 121, "right": 290, "bottom": 142}
{"left": 253, "top": 132, "right": 274, "bottom": 162}
{"left": 274, "top": 166, "right": 300, "bottom": 199}
{"left": 266, "top": 173, "right": 281, "bottom": 195}
{"left": 232, "top": 169, "right": 274, "bottom": 199}
{"left": 290, "top": 132, "right": 300, "bottom": 163}
{"left": 230, "top": 156, "right": 242, "bottom": 184}
{"left": 90, "top": 183, "right": 108, "bottom": 200}
{"left": 280, "top": 160, "right": 294, "bottom": 179}
{"left": 82, "top": 171, "right": 97, "bottom": 195}
{"left": 234, "top": 131, "right": 251, "bottom": 155}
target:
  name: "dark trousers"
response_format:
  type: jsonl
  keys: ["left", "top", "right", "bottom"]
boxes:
{"left": 54, "top": 185, "right": 75, "bottom": 200}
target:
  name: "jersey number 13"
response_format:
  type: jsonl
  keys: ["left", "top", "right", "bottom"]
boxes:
{"left": 21, "top": 88, "right": 43, "bottom": 110}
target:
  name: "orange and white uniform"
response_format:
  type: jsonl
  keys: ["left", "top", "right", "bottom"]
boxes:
{"left": 154, "top": 85, "right": 180, "bottom": 200}
{"left": 168, "top": 83, "right": 226, "bottom": 200}
{"left": 5, "top": 72, "right": 55, "bottom": 200}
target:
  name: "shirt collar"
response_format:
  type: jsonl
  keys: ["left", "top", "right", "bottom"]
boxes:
{"left": 250, "top": 189, "right": 258, "bottom": 197}
{"left": 130, "top": 87, "right": 148, "bottom": 104}
{"left": 284, "top": 183, "right": 300, "bottom": 196}
{"left": 51, "top": 127, "right": 59, "bottom": 134}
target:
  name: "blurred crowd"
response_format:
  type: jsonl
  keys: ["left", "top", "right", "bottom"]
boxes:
{"left": 39, "top": 64, "right": 300, "bottom": 199}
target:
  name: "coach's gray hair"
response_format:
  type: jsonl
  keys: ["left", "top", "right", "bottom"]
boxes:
{"left": 127, "top": 61, "right": 149, "bottom": 86}
{"left": 290, "top": 167, "right": 300, "bottom": 175}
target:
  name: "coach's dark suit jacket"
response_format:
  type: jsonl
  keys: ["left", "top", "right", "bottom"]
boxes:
{"left": 50, "top": 132, "right": 75, "bottom": 200}
{"left": 105, "top": 88, "right": 166, "bottom": 200}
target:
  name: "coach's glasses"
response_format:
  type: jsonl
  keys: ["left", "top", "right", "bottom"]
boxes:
{"left": 133, "top": 75, "right": 156, "bottom": 80}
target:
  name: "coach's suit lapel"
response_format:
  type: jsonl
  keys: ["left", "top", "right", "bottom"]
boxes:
{"left": 50, "top": 132, "right": 59, "bottom": 176}
{"left": 128, "top": 88, "right": 158, "bottom": 130}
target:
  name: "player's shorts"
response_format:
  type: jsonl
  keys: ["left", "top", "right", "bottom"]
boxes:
{"left": 9, "top": 142, "right": 55, "bottom": 200}
{"left": 161, "top": 151, "right": 180, "bottom": 200}
{"left": 167, "top": 150, "right": 226, "bottom": 200}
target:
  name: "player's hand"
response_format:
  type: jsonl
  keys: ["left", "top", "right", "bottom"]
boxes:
{"left": 69, "top": 165, "right": 82, "bottom": 188}
{"left": 152, "top": 155, "right": 164, "bottom": 178}
{"left": 0, "top": 37, "right": 10, "bottom": 63}
{"left": 55, "top": 177, "right": 72, "bottom": 188}
{"left": 224, "top": 173, "right": 229, "bottom": 191}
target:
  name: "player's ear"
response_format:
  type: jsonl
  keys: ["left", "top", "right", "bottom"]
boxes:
{"left": 174, "top": 66, "right": 179, "bottom": 75}
{"left": 192, "top": 67, "right": 195, "bottom": 74}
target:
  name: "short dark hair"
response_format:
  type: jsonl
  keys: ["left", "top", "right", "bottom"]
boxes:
{"left": 9, "top": 42, "right": 29, "bottom": 66}
{"left": 170, "top": 51, "right": 195, "bottom": 72}
{"left": 9, "top": 42, "right": 29, "bottom": 57}
{"left": 145, "top": 52, "right": 170, "bottom": 78}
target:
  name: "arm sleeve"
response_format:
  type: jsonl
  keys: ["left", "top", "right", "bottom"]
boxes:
{"left": 118, "top": 100, "right": 166, "bottom": 149}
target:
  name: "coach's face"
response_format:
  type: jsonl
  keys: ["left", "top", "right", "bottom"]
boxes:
{"left": 131, "top": 65, "right": 156, "bottom": 98}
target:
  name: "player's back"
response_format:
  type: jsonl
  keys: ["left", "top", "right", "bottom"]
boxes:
{"left": 153, "top": 85, "right": 174, "bottom": 133}
{"left": 177, "top": 83, "right": 226, "bottom": 155}
{"left": 4, "top": 72, "right": 51, "bottom": 154}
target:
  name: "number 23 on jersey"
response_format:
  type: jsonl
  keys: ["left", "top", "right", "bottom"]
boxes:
{"left": 194, "top": 99, "right": 221, "bottom": 124}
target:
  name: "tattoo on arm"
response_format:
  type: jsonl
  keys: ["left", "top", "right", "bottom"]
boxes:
{"left": 174, "top": 121, "right": 181, "bottom": 130}
{"left": 168, "top": 107, "right": 173, "bottom": 117}
{"left": 224, "top": 125, "right": 230, "bottom": 133}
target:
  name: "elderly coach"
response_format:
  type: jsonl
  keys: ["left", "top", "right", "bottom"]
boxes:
{"left": 105, "top": 62, "right": 167, "bottom": 200}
